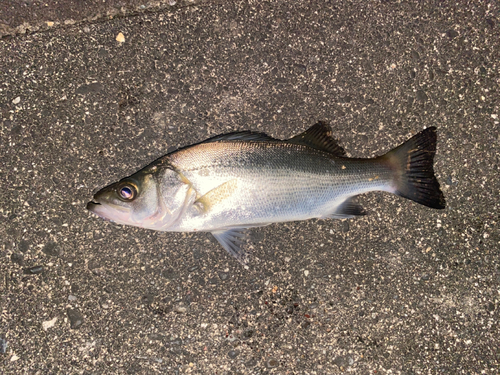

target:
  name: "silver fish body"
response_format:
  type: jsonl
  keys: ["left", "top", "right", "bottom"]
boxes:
{"left": 87, "top": 123, "right": 445, "bottom": 264}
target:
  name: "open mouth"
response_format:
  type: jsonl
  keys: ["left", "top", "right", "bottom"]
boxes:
{"left": 86, "top": 201, "right": 101, "bottom": 210}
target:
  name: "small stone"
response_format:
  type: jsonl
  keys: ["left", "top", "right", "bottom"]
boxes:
{"left": 218, "top": 272, "right": 229, "bottom": 281}
{"left": 168, "top": 338, "right": 183, "bottom": 346}
{"left": 67, "top": 308, "right": 84, "bottom": 329}
{"left": 341, "top": 221, "right": 349, "bottom": 233}
{"left": 266, "top": 357, "right": 279, "bottom": 368}
{"left": 192, "top": 249, "right": 204, "bottom": 259}
{"left": 416, "top": 90, "right": 428, "bottom": 102}
{"left": 446, "top": 29, "right": 459, "bottom": 39}
{"left": 0, "top": 338, "right": 7, "bottom": 354}
{"left": 246, "top": 358, "right": 258, "bottom": 368}
{"left": 168, "top": 0, "right": 177, "bottom": 5}
{"left": 18, "top": 240, "right": 29, "bottom": 253}
{"left": 116, "top": 32, "right": 125, "bottom": 43}
{"left": 173, "top": 303, "right": 187, "bottom": 313}
{"left": 12, "top": 97, "right": 20, "bottom": 104}
{"left": 68, "top": 295, "right": 77, "bottom": 301}
{"left": 161, "top": 268, "right": 178, "bottom": 280}
{"left": 46, "top": 21, "right": 54, "bottom": 27}
{"left": 10, "top": 253, "right": 24, "bottom": 266}
{"left": 334, "top": 355, "right": 349, "bottom": 368}
{"left": 304, "top": 270, "right": 309, "bottom": 277}
{"left": 76, "top": 82, "right": 103, "bottom": 95}
{"left": 42, "top": 241, "right": 60, "bottom": 257}
{"left": 227, "top": 349, "right": 239, "bottom": 359}
{"left": 42, "top": 317, "right": 58, "bottom": 331}
{"left": 10, "top": 354, "right": 19, "bottom": 361}
{"left": 243, "top": 329, "right": 254, "bottom": 338}
{"left": 24, "top": 265, "right": 43, "bottom": 275}
{"left": 486, "top": 302, "right": 495, "bottom": 312}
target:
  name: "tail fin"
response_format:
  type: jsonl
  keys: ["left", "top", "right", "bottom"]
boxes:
{"left": 383, "top": 127, "right": 446, "bottom": 209}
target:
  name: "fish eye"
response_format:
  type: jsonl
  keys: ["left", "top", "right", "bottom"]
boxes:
{"left": 118, "top": 184, "right": 137, "bottom": 200}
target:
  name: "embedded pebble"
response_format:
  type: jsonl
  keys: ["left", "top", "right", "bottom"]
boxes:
{"left": 42, "top": 242, "right": 60, "bottom": 257}
{"left": 18, "top": 240, "right": 29, "bottom": 253}
{"left": 266, "top": 357, "right": 279, "bottom": 368}
{"left": 24, "top": 266, "right": 44, "bottom": 275}
{"left": 42, "top": 317, "right": 58, "bottom": 331}
{"left": 227, "top": 349, "right": 239, "bottom": 359}
{"left": 416, "top": 89, "right": 428, "bottom": 102}
{"left": 243, "top": 329, "right": 254, "bottom": 338}
{"left": 116, "top": 32, "right": 125, "bottom": 43}
{"left": 173, "top": 303, "right": 187, "bottom": 313}
{"left": 10, "top": 253, "right": 24, "bottom": 266}
{"left": 0, "top": 338, "right": 7, "bottom": 354}
{"left": 66, "top": 308, "right": 84, "bottom": 329}
{"left": 76, "top": 82, "right": 103, "bottom": 95}
{"left": 12, "top": 96, "right": 21, "bottom": 104}
{"left": 218, "top": 271, "right": 229, "bottom": 281}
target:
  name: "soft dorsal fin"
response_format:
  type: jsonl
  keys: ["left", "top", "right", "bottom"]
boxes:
{"left": 287, "top": 122, "right": 346, "bottom": 156}
{"left": 203, "top": 131, "right": 278, "bottom": 143}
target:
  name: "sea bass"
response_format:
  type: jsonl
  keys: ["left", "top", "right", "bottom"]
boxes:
{"left": 87, "top": 123, "right": 445, "bottom": 264}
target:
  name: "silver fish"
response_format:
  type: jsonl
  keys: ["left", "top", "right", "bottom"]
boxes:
{"left": 87, "top": 122, "right": 445, "bottom": 264}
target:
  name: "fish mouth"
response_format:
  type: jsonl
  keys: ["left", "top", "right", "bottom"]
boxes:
{"left": 86, "top": 200, "right": 130, "bottom": 224}
{"left": 86, "top": 201, "right": 101, "bottom": 210}
{"left": 86, "top": 200, "right": 110, "bottom": 221}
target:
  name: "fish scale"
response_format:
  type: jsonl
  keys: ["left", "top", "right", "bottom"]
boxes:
{"left": 167, "top": 141, "right": 393, "bottom": 231}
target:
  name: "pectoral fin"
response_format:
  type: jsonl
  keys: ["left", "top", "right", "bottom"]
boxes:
{"left": 211, "top": 223, "right": 271, "bottom": 266}
{"left": 196, "top": 179, "right": 238, "bottom": 212}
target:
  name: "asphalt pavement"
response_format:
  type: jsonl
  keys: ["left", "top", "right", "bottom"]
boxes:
{"left": 1, "top": 0, "right": 499, "bottom": 374}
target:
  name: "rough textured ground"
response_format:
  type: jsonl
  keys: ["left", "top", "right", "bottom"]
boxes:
{"left": 1, "top": 0, "right": 499, "bottom": 374}
{"left": 0, "top": 0, "right": 209, "bottom": 38}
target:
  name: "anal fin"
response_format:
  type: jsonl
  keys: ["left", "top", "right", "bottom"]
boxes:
{"left": 321, "top": 197, "right": 366, "bottom": 219}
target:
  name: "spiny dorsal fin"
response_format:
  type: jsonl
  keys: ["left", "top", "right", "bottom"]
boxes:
{"left": 203, "top": 131, "right": 278, "bottom": 143}
{"left": 287, "top": 122, "right": 346, "bottom": 156}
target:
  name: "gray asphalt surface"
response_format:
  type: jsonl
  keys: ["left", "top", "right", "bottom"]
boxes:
{"left": 1, "top": 0, "right": 499, "bottom": 374}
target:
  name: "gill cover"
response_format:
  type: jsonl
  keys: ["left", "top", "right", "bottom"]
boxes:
{"left": 87, "top": 166, "right": 195, "bottom": 230}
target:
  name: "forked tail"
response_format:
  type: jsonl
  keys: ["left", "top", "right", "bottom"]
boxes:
{"left": 382, "top": 127, "right": 446, "bottom": 209}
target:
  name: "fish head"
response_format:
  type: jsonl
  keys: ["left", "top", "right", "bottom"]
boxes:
{"left": 87, "top": 165, "right": 194, "bottom": 230}
{"left": 87, "top": 166, "right": 163, "bottom": 227}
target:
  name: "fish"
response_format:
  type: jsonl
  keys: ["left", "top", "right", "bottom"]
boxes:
{"left": 87, "top": 122, "right": 445, "bottom": 265}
